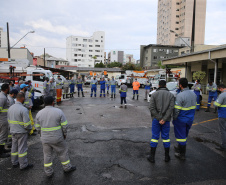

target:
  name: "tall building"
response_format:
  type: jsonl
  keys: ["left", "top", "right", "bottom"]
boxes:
{"left": 0, "top": 27, "right": 7, "bottom": 48}
{"left": 66, "top": 31, "right": 105, "bottom": 67}
{"left": 157, "top": 0, "right": 206, "bottom": 46}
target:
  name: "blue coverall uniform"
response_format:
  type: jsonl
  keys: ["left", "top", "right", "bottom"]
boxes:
{"left": 90, "top": 79, "right": 98, "bottom": 97}
{"left": 100, "top": 81, "right": 106, "bottom": 97}
{"left": 173, "top": 88, "right": 196, "bottom": 145}
{"left": 214, "top": 90, "right": 226, "bottom": 149}
{"left": 110, "top": 79, "right": 117, "bottom": 97}
{"left": 207, "top": 83, "right": 218, "bottom": 107}
{"left": 69, "top": 79, "right": 76, "bottom": 95}
{"left": 106, "top": 81, "right": 110, "bottom": 94}
{"left": 193, "top": 83, "right": 201, "bottom": 110}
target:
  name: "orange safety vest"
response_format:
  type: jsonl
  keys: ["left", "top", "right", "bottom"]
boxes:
{"left": 132, "top": 81, "right": 140, "bottom": 90}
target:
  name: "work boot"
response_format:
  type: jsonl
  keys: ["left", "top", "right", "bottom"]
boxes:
{"left": 214, "top": 107, "right": 217, "bottom": 113}
{"left": 0, "top": 146, "right": 10, "bottom": 158}
{"left": 78, "top": 92, "right": 80, "bottom": 97}
{"left": 64, "top": 166, "right": 77, "bottom": 173}
{"left": 175, "top": 145, "right": 186, "bottom": 160}
{"left": 114, "top": 94, "right": 116, "bottom": 98}
{"left": 147, "top": 147, "right": 156, "bottom": 163}
{"left": 63, "top": 94, "right": 65, "bottom": 99}
{"left": 205, "top": 107, "right": 210, "bottom": 112}
{"left": 125, "top": 104, "right": 127, "bottom": 109}
{"left": 164, "top": 148, "right": 170, "bottom": 162}
{"left": 120, "top": 105, "right": 123, "bottom": 108}
{"left": 137, "top": 95, "right": 139, "bottom": 100}
{"left": 107, "top": 91, "right": 109, "bottom": 95}
{"left": 111, "top": 94, "right": 113, "bottom": 98}
{"left": 82, "top": 92, "right": 85, "bottom": 97}
{"left": 132, "top": 95, "right": 135, "bottom": 100}
{"left": 174, "top": 144, "right": 180, "bottom": 153}
{"left": 20, "top": 164, "right": 34, "bottom": 171}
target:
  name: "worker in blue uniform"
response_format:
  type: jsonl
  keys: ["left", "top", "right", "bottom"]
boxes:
{"left": 76, "top": 76, "right": 85, "bottom": 97}
{"left": 90, "top": 77, "right": 98, "bottom": 97}
{"left": 192, "top": 79, "right": 201, "bottom": 111}
{"left": 214, "top": 84, "right": 226, "bottom": 151}
{"left": 69, "top": 77, "right": 76, "bottom": 98}
{"left": 173, "top": 78, "right": 196, "bottom": 160}
{"left": 205, "top": 81, "right": 218, "bottom": 113}
{"left": 99, "top": 78, "right": 106, "bottom": 97}
{"left": 148, "top": 80, "right": 174, "bottom": 163}
{"left": 110, "top": 76, "right": 117, "bottom": 98}
{"left": 144, "top": 79, "right": 152, "bottom": 100}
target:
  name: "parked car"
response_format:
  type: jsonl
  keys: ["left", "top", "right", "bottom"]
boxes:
{"left": 147, "top": 82, "right": 202, "bottom": 102}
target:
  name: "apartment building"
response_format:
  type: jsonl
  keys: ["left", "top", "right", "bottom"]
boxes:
{"left": 157, "top": 0, "right": 206, "bottom": 46}
{"left": 140, "top": 44, "right": 182, "bottom": 69}
{"left": 108, "top": 50, "right": 124, "bottom": 64}
{"left": 66, "top": 31, "right": 105, "bottom": 67}
{"left": 0, "top": 27, "right": 7, "bottom": 48}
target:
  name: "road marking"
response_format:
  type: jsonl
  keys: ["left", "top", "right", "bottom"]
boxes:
{"left": 193, "top": 118, "right": 218, "bottom": 126}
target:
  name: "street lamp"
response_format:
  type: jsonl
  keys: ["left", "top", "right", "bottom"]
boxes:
{"left": 170, "top": 30, "right": 190, "bottom": 78}
{"left": 11, "top": 31, "right": 35, "bottom": 48}
{"left": 170, "top": 30, "right": 191, "bottom": 49}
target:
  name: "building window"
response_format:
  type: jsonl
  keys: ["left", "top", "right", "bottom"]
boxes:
{"left": 89, "top": 45, "right": 93, "bottom": 47}
{"left": 181, "top": 51, "right": 185, "bottom": 55}
{"left": 174, "top": 50, "right": 179, "bottom": 53}
{"left": 74, "top": 54, "right": 77, "bottom": 57}
{"left": 95, "top": 40, "right": 98, "bottom": 42}
{"left": 95, "top": 45, "right": 100, "bottom": 47}
{"left": 74, "top": 59, "right": 77, "bottom": 62}
{"left": 176, "top": 9, "right": 179, "bottom": 11}
{"left": 175, "top": 28, "right": 179, "bottom": 30}
{"left": 101, "top": 40, "right": 103, "bottom": 42}
{"left": 101, "top": 36, "right": 103, "bottom": 38}
{"left": 83, "top": 39, "right": 87, "bottom": 42}
{"left": 89, "top": 39, "right": 92, "bottom": 42}
{"left": 145, "top": 57, "right": 148, "bottom": 61}
{"left": 153, "top": 56, "right": 158, "bottom": 59}
{"left": 153, "top": 49, "right": 158, "bottom": 52}
{"left": 89, "top": 50, "right": 93, "bottom": 52}
{"left": 176, "top": 22, "right": 179, "bottom": 24}
{"left": 176, "top": 15, "right": 179, "bottom": 18}
{"left": 95, "top": 50, "right": 100, "bottom": 52}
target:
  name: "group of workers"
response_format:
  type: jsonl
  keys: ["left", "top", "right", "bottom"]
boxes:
{"left": 148, "top": 78, "right": 226, "bottom": 163}
{"left": 1, "top": 74, "right": 225, "bottom": 178}
{"left": 0, "top": 82, "right": 76, "bottom": 177}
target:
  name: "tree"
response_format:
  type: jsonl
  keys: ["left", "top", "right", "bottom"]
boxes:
{"left": 122, "top": 62, "right": 142, "bottom": 71}
{"left": 157, "top": 61, "right": 166, "bottom": 69}
{"left": 193, "top": 71, "right": 206, "bottom": 82}
{"left": 107, "top": 62, "right": 122, "bottom": 68}
{"left": 95, "top": 62, "right": 105, "bottom": 68}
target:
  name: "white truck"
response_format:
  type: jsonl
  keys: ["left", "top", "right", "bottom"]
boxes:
{"left": 0, "top": 59, "right": 54, "bottom": 107}
{"left": 116, "top": 70, "right": 148, "bottom": 88}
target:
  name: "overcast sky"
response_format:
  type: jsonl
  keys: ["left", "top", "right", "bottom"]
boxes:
{"left": 0, "top": 0, "right": 226, "bottom": 60}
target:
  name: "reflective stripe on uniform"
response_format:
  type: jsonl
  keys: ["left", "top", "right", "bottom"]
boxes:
{"left": 19, "top": 152, "right": 27, "bottom": 157}
{"left": 174, "top": 105, "right": 196, "bottom": 110}
{"left": 8, "top": 120, "right": 31, "bottom": 127}
{"left": 0, "top": 108, "right": 8, "bottom": 112}
{"left": 61, "top": 120, "right": 68, "bottom": 126}
{"left": 24, "top": 101, "right": 29, "bottom": 104}
{"left": 162, "top": 139, "right": 170, "bottom": 142}
{"left": 35, "top": 124, "right": 41, "bottom": 128}
{"left": 151, "top": 139, "right": 158, "bottom": 143}
{"left": 11, "top": 152, "right": 18, "bottom": 156}
{"left": 0, "top": 143, "right": 5, "bottom": 145}
{"left": 176, "top": 138, "right": 187, "bottom": 142}
{"left": 61, "top": 160, "right": 70, "bottom": 165}
{"left": 8, "top": 135, "right": 12, "bottom": 138}
{"left": 44, "top": 162, "right": 53, "bottom": 167}
{"left": 41, "top": 126, "right": 61, "bottom": 131}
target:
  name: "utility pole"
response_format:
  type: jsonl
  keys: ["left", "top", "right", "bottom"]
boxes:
{"left": 44, "top": 48, "right": 45, "bottom": 67}
{"left": 7, "top": 22, "right": 11, "bottom": 61}
{"left": 191, "top": 0, "right": 196, "bottom": 53}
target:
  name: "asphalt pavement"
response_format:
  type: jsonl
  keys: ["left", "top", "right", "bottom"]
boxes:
{"left": 0, "top": 88, "right": 226, "bottom": 185}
